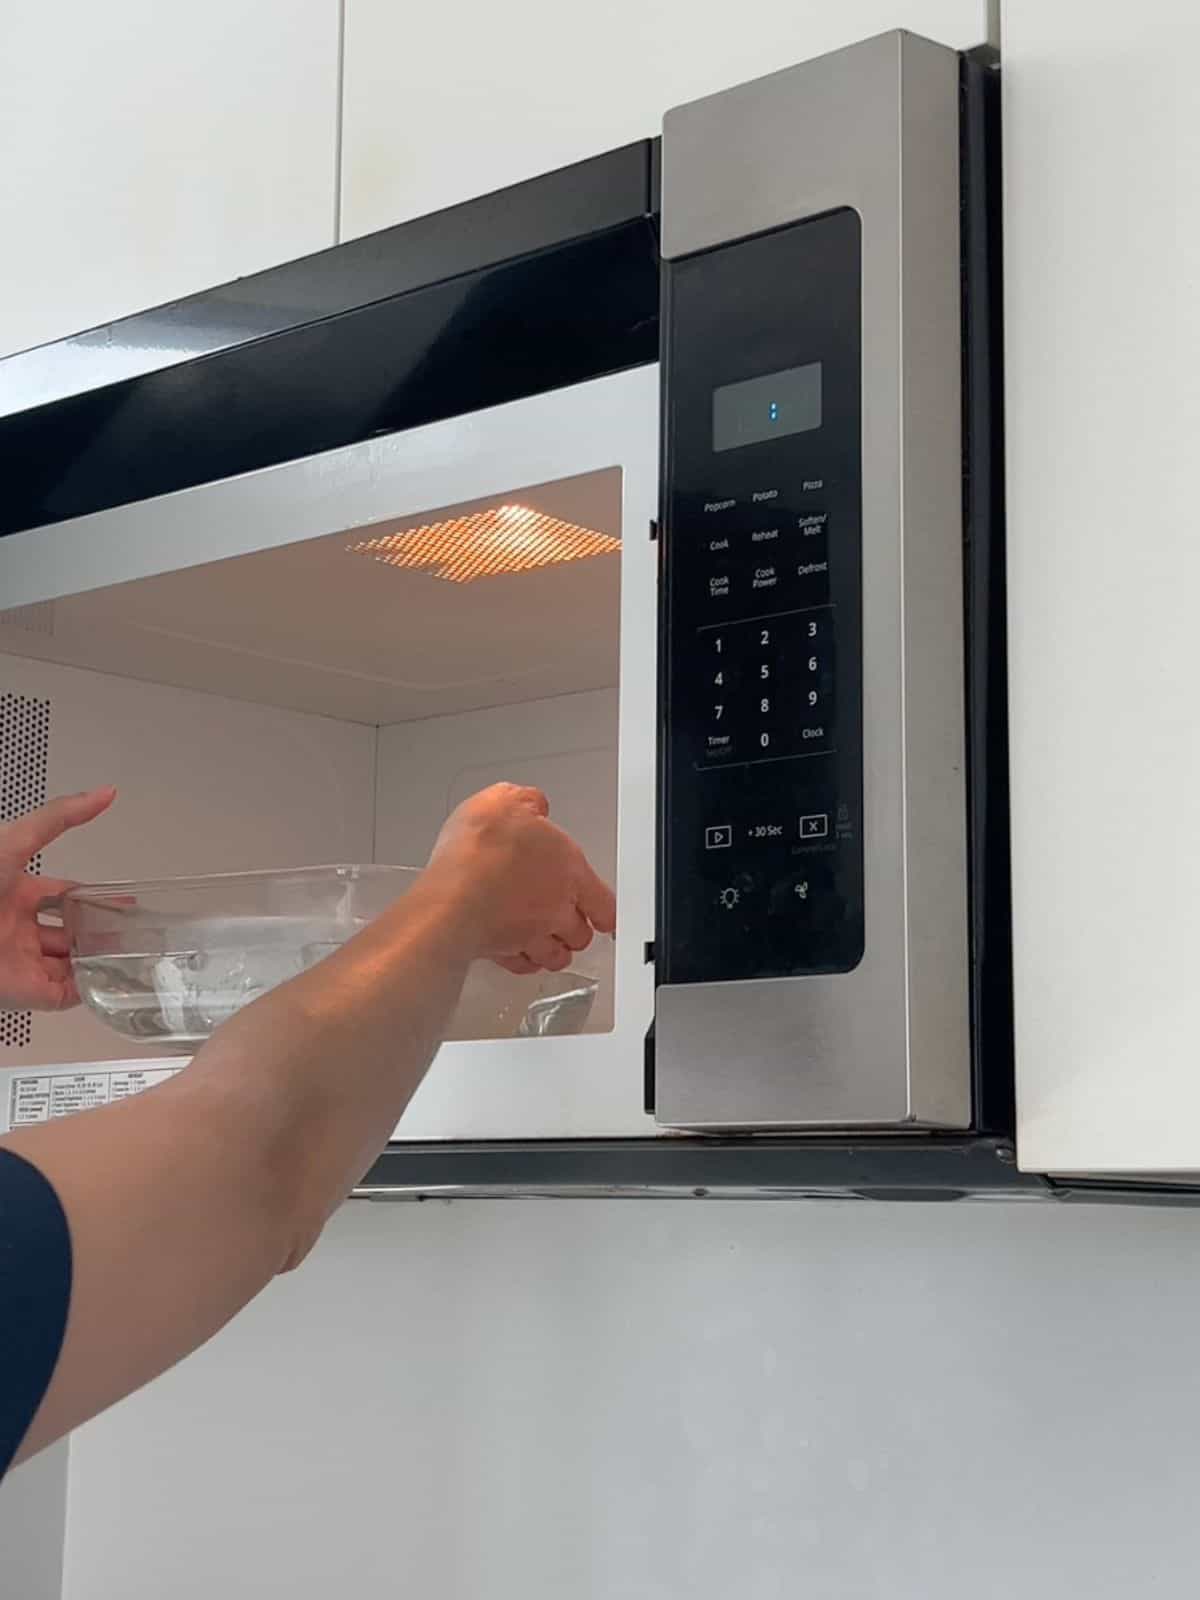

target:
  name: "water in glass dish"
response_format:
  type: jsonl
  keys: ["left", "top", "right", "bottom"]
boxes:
{"left": 72, "top": 916, "right": 357, "bottom": 1049}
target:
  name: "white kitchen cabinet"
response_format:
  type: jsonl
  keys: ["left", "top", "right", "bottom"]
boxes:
{"left": 339, "top": 0, "right": 990, "bottom": 238}
{"left": 1005, "top": 2, "right": 1200, "bottom": 1173}
{"left": 0, "top": 0, "right": 341, "bottom": 361}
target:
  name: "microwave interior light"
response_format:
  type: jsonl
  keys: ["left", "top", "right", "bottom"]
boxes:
{"left": 346, "top": 504, "right": 621, "bottom": 583}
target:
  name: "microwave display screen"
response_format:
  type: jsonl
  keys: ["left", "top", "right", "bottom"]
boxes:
{"left": 712, "top": 362, "right": 822, "bottom": 453}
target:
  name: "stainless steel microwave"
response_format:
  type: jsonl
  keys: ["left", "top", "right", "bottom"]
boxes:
{"left": 0, "top": 34, "right": 1029, "bottom": 1198}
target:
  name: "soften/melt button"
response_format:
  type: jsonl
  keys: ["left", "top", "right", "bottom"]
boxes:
{"left": 793, "top": 511, "right": 830, "bottom": 599}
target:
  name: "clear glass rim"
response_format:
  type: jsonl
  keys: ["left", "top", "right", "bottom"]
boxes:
{"left": 60, "top": 863, "right": 419, "bottom": 903}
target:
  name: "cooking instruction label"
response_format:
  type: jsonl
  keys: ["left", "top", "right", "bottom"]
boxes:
{"left": 5, "top": 1066, "right": 182, "bottom": 1130}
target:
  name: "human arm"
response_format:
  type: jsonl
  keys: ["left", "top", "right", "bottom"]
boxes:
{"left": 2, "top": 782, "right": 614, "bottom": 1464}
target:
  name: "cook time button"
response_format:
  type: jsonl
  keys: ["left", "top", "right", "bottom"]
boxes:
{"left": 706, "top": 566, "right": 733, "bottom": 602}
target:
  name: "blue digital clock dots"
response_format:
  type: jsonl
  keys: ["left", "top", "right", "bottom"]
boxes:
{"left": 712, "top": 362, "right": 822, "bottom": 452}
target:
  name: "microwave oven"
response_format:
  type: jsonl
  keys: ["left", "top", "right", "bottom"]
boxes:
{"left": 0, "top": 33, "right": 1029, "bottom": 1198}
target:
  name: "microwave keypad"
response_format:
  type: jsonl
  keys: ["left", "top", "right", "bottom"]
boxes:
{"left": 701, "top": 610, "right": 835, "bottom": 765}
{"left": 697, "top": 500, "right": 835, "bottom": 767}
{"left": 660, "top": 208, "right": 864, "bottom": 985}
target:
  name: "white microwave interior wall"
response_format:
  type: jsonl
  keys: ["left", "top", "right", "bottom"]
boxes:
{"left": 0, "top": 466, "right": 625, "bottom": 1102}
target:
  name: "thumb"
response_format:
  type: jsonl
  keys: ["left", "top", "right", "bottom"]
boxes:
{"left": 577, "top": 863, "right": 617, "bottom": 936}
{"left": 0, "top": 789, "right": 116, "bottom": 869}
{"left": 517, "top": 786, "right": 550, "bottom": 819}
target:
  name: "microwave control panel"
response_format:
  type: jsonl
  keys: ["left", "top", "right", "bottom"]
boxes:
{"left": 659, "top": 206, "right": 864, "bottom": 985}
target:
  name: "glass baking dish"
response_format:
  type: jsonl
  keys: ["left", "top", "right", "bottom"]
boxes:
{"left": 58, "top": 865, "right": 603, "bottom": 1053}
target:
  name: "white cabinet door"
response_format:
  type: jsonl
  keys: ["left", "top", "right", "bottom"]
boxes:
{"left": 339, "top": 1, "right": 990, "bottom": 238}
{"left": 1006, "top": 2, "right": 1200, "bottom": 1173}
{"left": 0, "top": 0, "right": 341, "bottom": 360}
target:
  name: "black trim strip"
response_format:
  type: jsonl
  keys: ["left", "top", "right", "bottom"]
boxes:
{"left": 358, "top": 1136, "right": 1045, "bottom": 1199}
{"left": 961, "top": 47, "right": 1014, "bottom": 1137}
{"left": 0, "top": 142, "right": 661, "bottom": 537}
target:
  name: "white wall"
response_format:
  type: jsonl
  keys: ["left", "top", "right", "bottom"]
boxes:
{"left": 340, "top": 0, "right": 989, "bottom": 238}
{"left": 0, "top": 1445, "right": 68, "bottom": 1600}
{"left": 62, "top": 1198, "right": 1200, "bottom": 1599}
{"left": 0, "top": 0, "right": 340, "bottom": 360}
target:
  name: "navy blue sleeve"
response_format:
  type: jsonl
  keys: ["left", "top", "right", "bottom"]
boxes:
{"left": 0, "top": 1148, "right": 72, "bottom": 1480}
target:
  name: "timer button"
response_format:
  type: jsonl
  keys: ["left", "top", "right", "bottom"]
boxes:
{"left": 702, "top": 727, "right": 739, "bottom": 764}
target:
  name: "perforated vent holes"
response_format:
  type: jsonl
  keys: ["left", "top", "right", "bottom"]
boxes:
{"left": 0, "top": 692, "right": 51, "bottom": 1050}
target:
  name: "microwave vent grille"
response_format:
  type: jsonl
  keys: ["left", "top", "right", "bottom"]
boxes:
{"left": 0, "top": 691, "right": 51, "bottom": 1051}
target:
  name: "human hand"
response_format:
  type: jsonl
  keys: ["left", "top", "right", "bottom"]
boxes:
{"left": 426, "top": 783, "right": 616, "bottom": 974}
{"left": 0, "top": 788, "right": 116, "bottom": 1011}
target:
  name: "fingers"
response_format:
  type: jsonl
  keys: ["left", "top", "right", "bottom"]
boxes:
{"left": 33, "top": 876, "right": 77, "bottom": 909}
{"left": 517, "top": 785, "right": 550, "bottom": 819}
{"left": 34, "top": 958, "right": 79, "bottom": 1011}
{"left": 495, "top": 953, "right": 539, "bottom": 976}
{"left": 38, "top": 926, "right": 72, "bottom": 959}
{"left": 554, "top": 905, "right": 594, "bottom": 953}
{"left": 523, "top": 935, "right": 574, "bottom": 972}
{"left": 1, "top": 788, "right": 116, "bottom": 868}
{"left": 576, "top": 864, "right": 617, "bottom": 937}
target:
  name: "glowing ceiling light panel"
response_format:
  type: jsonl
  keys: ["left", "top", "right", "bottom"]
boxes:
{"left": 347, "top": 505, "right": 620, "bottom": 583}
